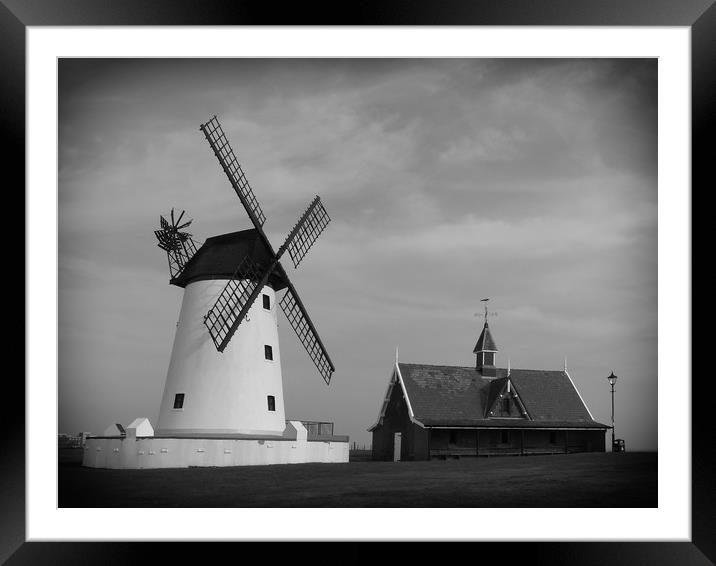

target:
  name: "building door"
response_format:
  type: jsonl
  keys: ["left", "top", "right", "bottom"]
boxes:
{"left": 393, "top": 432, "right": 402, "bottom": 461}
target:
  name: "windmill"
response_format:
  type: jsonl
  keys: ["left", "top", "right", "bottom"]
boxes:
{"left": 152, "top": 116, "right": 335, "bottom": 437}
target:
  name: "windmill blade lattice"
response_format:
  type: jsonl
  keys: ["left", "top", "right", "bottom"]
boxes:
{"left": 286, "top": 196, "right": 331, "bottom": 269}
{"left": 203, "top": 255, "right": 268, "bottom": 352}
{"left": 200, "top": 116, "right": 267, "bottom": 230}
{"left": 279, "top": 285, "right": 335, "bottom": 384}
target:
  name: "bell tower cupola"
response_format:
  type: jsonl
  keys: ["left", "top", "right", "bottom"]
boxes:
{"left": 474, "top": 299, "right": 498, "bottom": 377}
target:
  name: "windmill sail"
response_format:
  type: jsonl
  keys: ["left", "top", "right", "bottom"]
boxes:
{"left": 203, "top": 254, "right": 267, "bottom": 352}
{"left": 200, "top": 116, "right": 267, "bottom": 230}
{"left": 279, "top": 284, "right": 335, "bottom": 384}
{"left": 203, "top": 196, "right": 333, "bottom": 381}
{"left": 285, "top": 196, "right": 331, "bottom": 268}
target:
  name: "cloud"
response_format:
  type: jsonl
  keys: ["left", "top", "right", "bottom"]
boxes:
{"left": 438, "top": 127, "right": 530, "bottom": 164}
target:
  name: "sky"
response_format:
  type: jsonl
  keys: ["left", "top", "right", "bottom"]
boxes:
{"left": 58, "top": 58, "right": 657, "bottom": 450}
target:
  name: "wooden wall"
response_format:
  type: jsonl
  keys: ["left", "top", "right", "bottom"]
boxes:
{"left": 371, "top": 379, "right": 428, "bottom": 461}
{"left": 428, "top": 428, "right": 607, "bottom": 459}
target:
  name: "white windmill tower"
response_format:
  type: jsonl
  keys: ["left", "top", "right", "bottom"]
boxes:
{"left": 152, "top": 116, "right": 335, "bottom": 437}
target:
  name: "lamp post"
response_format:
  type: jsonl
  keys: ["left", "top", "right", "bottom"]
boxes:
{"left": 607, "top": 371, "right": 618, "bottom": 451}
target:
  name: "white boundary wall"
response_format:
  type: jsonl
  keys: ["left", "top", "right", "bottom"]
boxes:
{"left": 82, "top": 421, "right": 349, "bottom": 469}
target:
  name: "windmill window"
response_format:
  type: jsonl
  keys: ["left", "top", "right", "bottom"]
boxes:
{"left": 484, "top": 352, "right": 495, "bottom": 365}
{"left": 262, "top": 294, "right": 270, "bottom": 310}
{"left": 502, "top": 398, "right": 510, "bottom": 413}
{"left": 267, "top": 395, "right": 276, "bottom": 411}
{"left": 173, "top": 393, "right": 185, "bottom": 409}
{"left": 264, "top": 345, "right": 273, "bottom": 360}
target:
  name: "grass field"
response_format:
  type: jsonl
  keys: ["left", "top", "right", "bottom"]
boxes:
{"left": 58, "top": 449, "right": 656, "bottom": 507}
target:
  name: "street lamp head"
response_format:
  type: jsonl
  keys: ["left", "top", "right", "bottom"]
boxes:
{"left": 607, "top": 371, "right": 618, "bottom": 386}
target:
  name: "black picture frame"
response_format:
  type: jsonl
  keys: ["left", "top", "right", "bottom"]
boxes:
{"left": 7, "top": 1, "right": 710, "bottom": 563}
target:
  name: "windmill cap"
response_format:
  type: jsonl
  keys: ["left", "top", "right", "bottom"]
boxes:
{"left": 171, "top": 228, "right": 289, "bottom": 291}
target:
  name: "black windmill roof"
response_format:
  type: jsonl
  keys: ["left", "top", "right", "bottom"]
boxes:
{"left": 394, "top": 362, "right": 608, "bottom": 429}
{"left": 171, "top": 228, "right": 290, "bottom": 291}
{"left": 473, "top": 322, "right": 498, "bottom": 353}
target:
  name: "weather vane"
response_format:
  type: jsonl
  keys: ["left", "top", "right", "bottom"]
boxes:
{"left": 475, "top": 298, "right": 498, "bottom": 324}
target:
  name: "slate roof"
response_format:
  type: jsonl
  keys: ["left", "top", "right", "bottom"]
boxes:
{"left": 473, "top": 323, "right": 498, "bottom": 352}
{"left": 396, "top": 362, "right": 609, "bottom": 429}
{"left": 171, "top": 229, "right": 290, "bottom": 291}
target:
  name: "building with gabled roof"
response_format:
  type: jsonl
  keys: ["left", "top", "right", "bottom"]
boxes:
{"left": 368, "top": 321, "right": 610, "bottom": 460}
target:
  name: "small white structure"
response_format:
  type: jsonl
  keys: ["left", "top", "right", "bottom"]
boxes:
{"left": 126, "top": 417, "right": 154, "bottom": 437}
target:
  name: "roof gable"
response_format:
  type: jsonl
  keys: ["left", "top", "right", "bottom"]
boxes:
{"left": 484, "top": 377, "right": 508, "bottom": 417}
{"left": 483, "top": 377, "right": 529, "bottom": 419}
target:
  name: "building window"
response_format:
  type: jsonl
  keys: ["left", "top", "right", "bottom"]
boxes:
{"left": 502, "top": 398, "right": 510, "bottom": 414}
{"left": 449, "top": 430, "right": 457, "bottom": 444}
{"left": 550, "top": 431, "right": 557, "bottom": 444}
{"left": 173, "top": 393, "right": 185, "bottom": 409}
{"left": 501, "top": 430, "right": 510, "bottom": 444}
{"left": 262, "top": 294, "right": 270, "bottom": 310}
{"left": 484, "top": 352, "right": 495, "bottom": 365}
{"left": 267, "top": 395, "right": 276, "bottom": 411}
{"left": 264, "top": 345, "right": 273, "bottom": 360}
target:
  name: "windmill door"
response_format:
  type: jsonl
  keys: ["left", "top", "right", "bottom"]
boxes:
{"left": 393, "top": 433, "right": 402, "bottom": 462}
